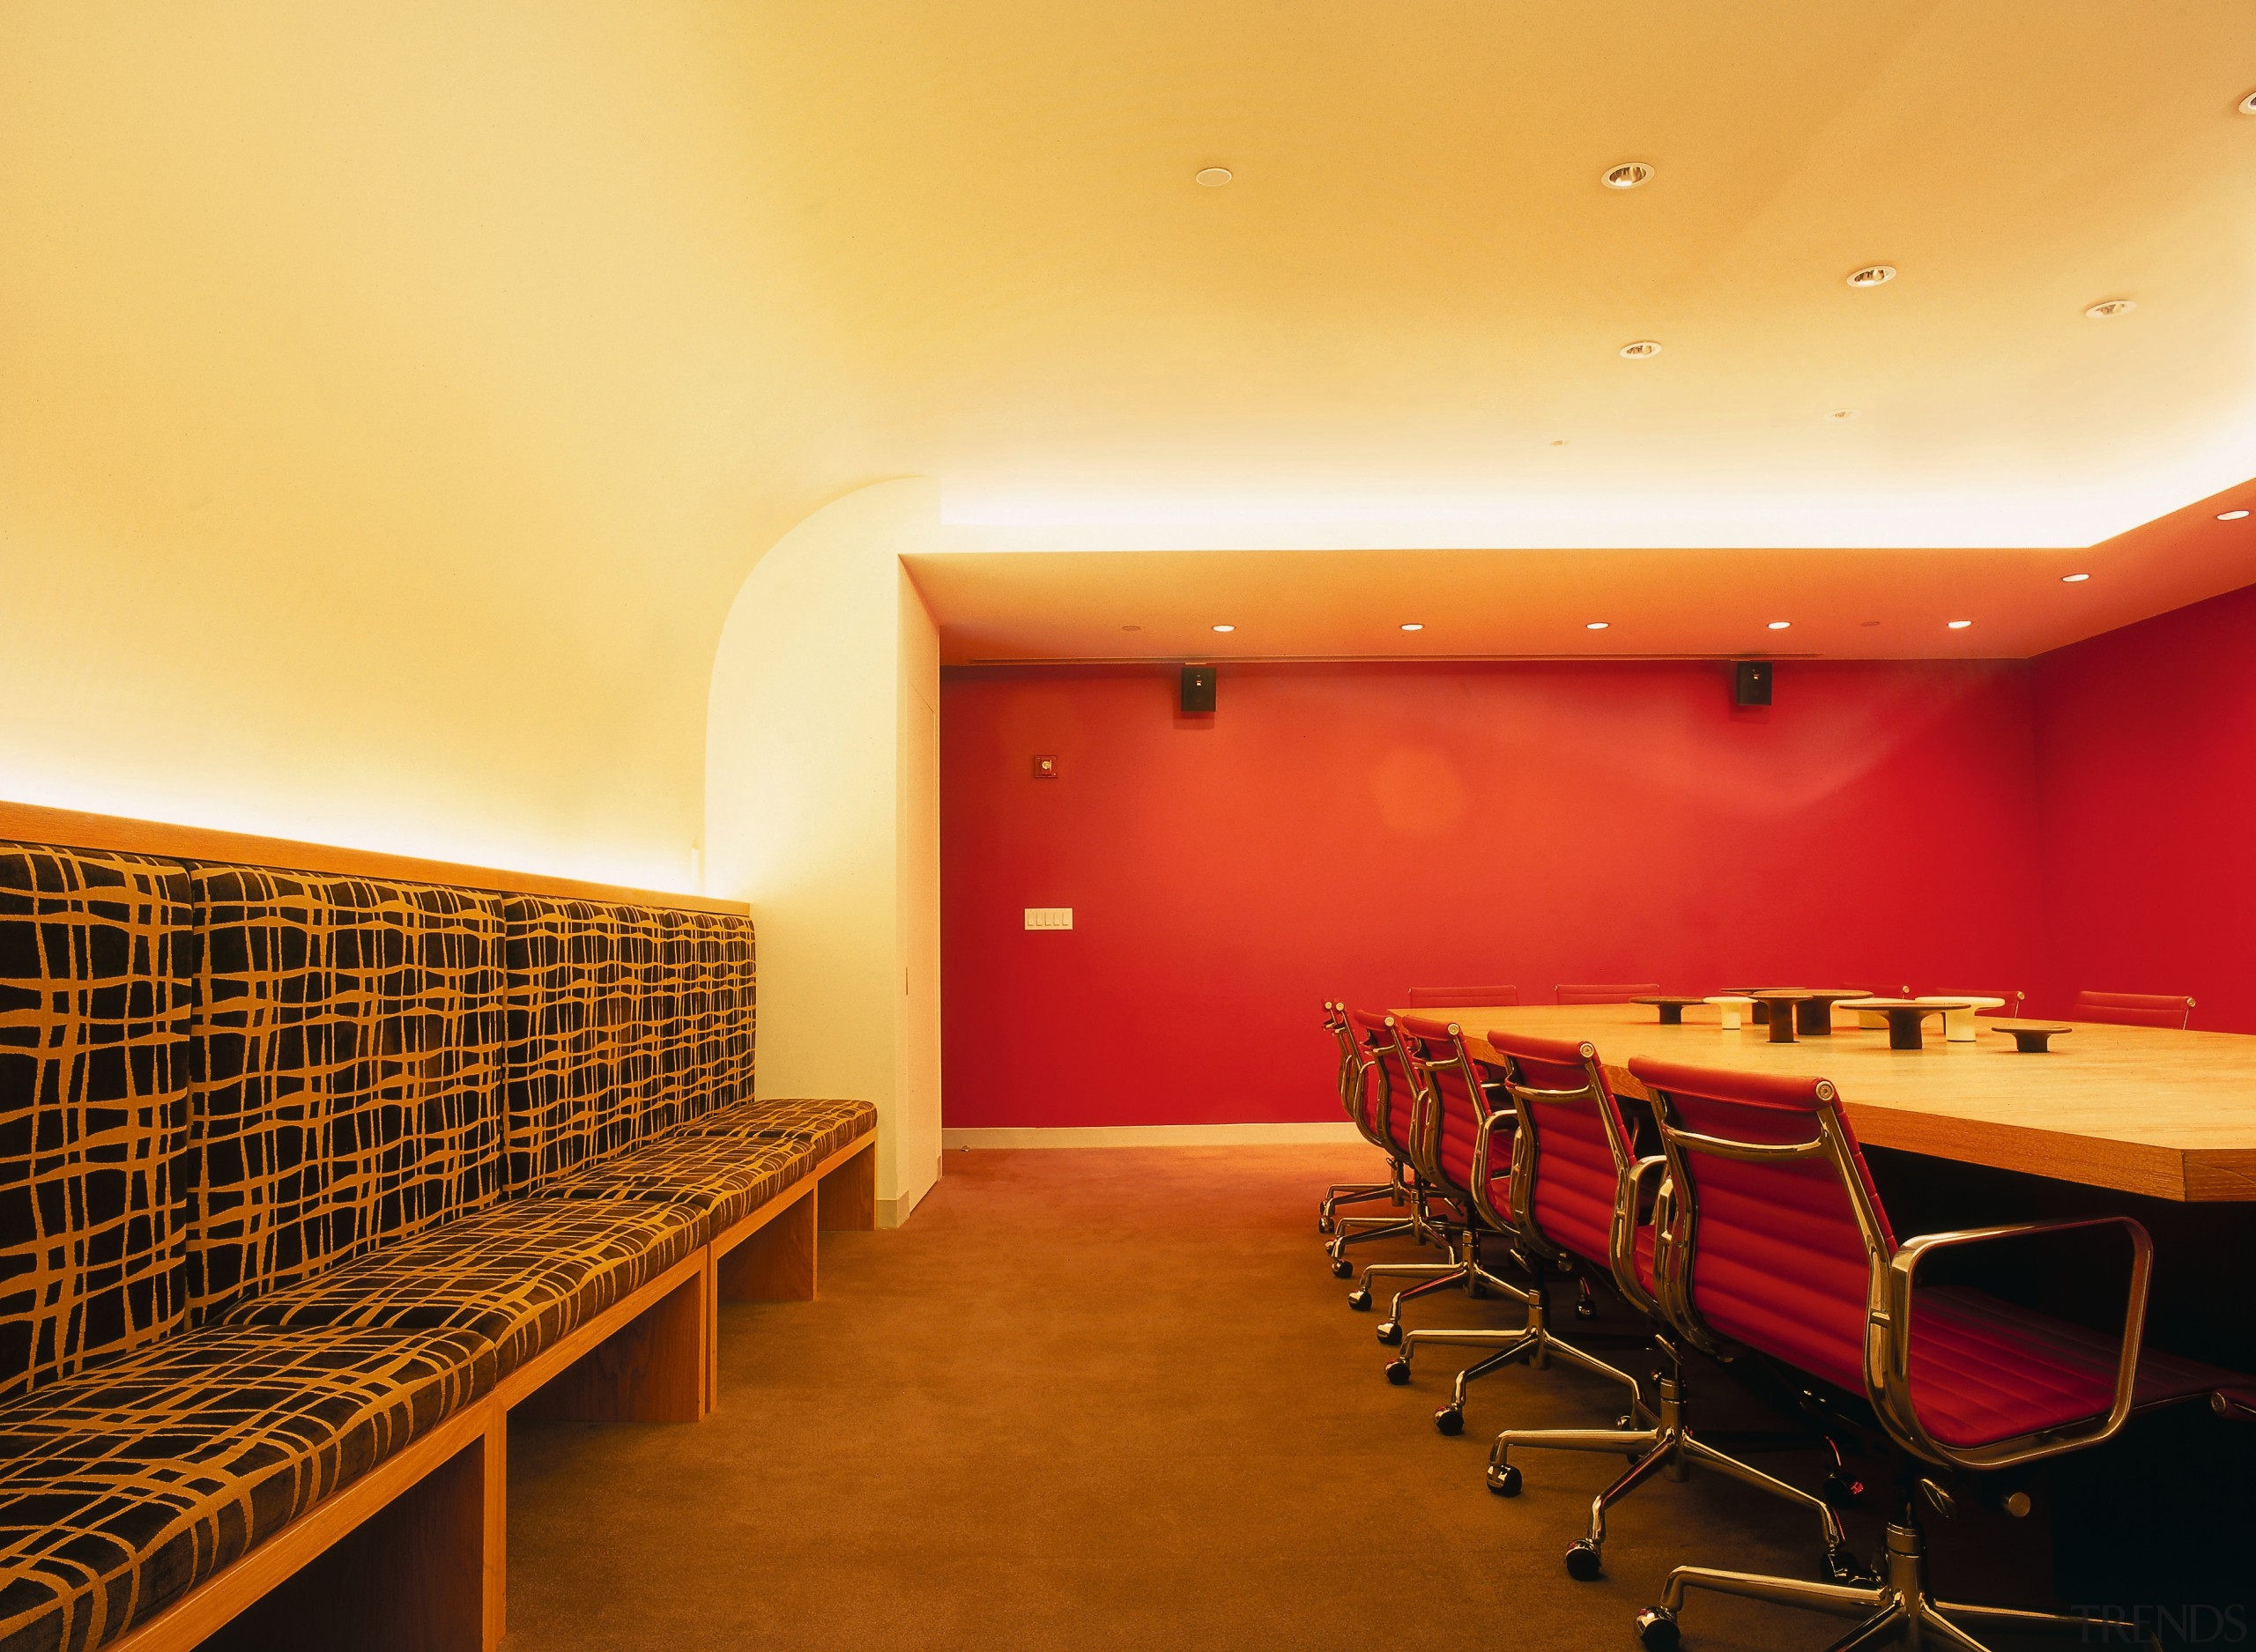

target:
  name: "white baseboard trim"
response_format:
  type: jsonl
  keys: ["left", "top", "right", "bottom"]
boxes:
{"left": 878, "top": 1156, "right": 941, "bottom": 1229}
{"left": 942, "top": 1122, "right": 1363, "bottom": 1150}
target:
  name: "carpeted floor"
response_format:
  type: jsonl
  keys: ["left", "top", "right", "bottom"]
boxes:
{"left": 501, "top": 1147, "right": 1927, "bottom": 1650}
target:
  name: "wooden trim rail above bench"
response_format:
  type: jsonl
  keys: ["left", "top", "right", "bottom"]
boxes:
{"left": 0, "top": 797, "right": 747, "bottom": 916}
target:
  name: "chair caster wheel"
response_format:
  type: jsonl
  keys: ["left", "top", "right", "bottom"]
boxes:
{"left": 1318, "top": 1217, "right": 1335, "bottom": 1235}
{"left": 1564, "top": 1540, "right": 1604, "bottom": 1581}
{"left": 1384, "top": 1359, "right": 1411, "bottom": 1386}
{"left": 1347, "top": 1288, "right": 1372, "bottom": 1311}
{"left": 1433, "top": 1404, "right": 1464, "bottom": 1436}
{"left": 1376, "top": 1322, "right": 1402, "bottom": 1346}
{"left": 1822, "top": 1468, "right": 1865, "bottom": 1509}
{"left": 1488, "top": 1463, "right": 1522, "bottom": 1497}
{"left": 1330, "top": 1257, "right": 1353, "bottom": 1278}
{"left": 1615, "top": 1413, "right": 1636, "bottom": 1431}
{"left": 1635, "top": 1607, "right": 1681, "bottom": 1650}
{"left": 1574, "top": 1300, "right": 1597, "bottom": 1320}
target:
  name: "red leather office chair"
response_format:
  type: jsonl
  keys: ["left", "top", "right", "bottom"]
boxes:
{"left": 2073, "top": 989, "right": 2195, "bottom": 1029}
{"left": 1556, "top": 982, "right": 1662, "bottom": 1005}
{"left": 1344, "top": 1015, "right": 1526, "bottom": 1357}
{"left": 1324, "top": 1011, "right": 1430, "bottom": 1277}
{"left": 1625, "top": 1057, "right": 2255, "bottom": 1652}
{"left": 1471, "top": 1033, "right": 1859, "bottom": 1582}
{"left": 1317, "top": 1003, "right": 1401, "bottom": 1236}
{"left": 1406, "top": 984, "right": 1520, "bottom": 1007}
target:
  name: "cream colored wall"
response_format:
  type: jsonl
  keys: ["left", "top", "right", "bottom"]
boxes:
{"left": 0, "top": 4, "right": 875, "bottom": 891}
{"left": 894, "top": 567, "right": 945, "bottom": 1218}
{"left": 706, "top": 481, "right": 944, "bottom": 1225}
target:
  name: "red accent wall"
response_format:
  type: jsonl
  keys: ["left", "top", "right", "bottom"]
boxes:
{"left": 941, "top": 660, "right": 2045, "bottom": 1127}
{"left": 2033, "top": 581, "right": 2256, "bottom": 1033}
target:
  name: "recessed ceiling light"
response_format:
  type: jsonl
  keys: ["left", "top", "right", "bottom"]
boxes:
{"left": 1121, "top": 624, "right": 1143, "bottom": 631}
{"left": 2239, "top": 89, "right": 2256, "bottom": 115}
{"left": 2060, "top": 574, "right": 2090, "bottom": 583}
{"left": 1845, "top": 264, "right": 1896, "bottom": 288}
{"left": 1829, "top": 409, "right": 1858, "bottom": 419}
{"left": 1584, "top": 620, "right": 1610, "bottom": 631}
{"left": 1399, "top": 623, "right": 1424, "bottom": 632}
{"left": 2085, "top": 299, "right": 2135, "bottom": 319}
{"left": 1210, "top": 623, "right": 1235, "bottom": 633}
{"left": 1600, "top": 161, "right": 1654, "bottom": 189}
{"left": 2218, "top": 508, "right": 2251, "bottom": 521}
{"left": 1860, "top": 619, "right": 1881, "bottom": 627}
{"left": 1619, "top": 340, "right": 1661, "bottom": 359}
{"left": 1948, "top": 619, "right": 1973, "bottom": 630}
{"left": 1194, "top": 167, "right": 1233, "bottom": 188}
{"left": 1766, "top": 621, "right": 1792, "bottom": 631}
{"left": 1550, "top": 439, "right": 1569, "bottom": 447}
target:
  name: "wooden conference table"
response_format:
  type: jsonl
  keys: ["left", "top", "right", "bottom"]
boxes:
{"left": 1389, "top": 1002, "right": 2256, "bottom": 1204}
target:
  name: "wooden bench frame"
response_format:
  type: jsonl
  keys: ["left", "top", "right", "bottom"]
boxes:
{"left": 104, "top": 1131, "right": 881, "bottom": 1652}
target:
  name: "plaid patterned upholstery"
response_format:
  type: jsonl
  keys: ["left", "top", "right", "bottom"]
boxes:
{"left": 503, "top": 900, "right": 757, "bottom": 1176}
{"left": 186, "top": 867, "right": 508, "bottom": 1322}
{"left": 218, "top": 1197, "right": 703, "bottom": 1378}
{"left": 545, "top": 1134, "right": 808, "bottom": 1235}
{"left": 678, "top": 1097, "right": 875, "bottom": 1165}
{"left": 0, "top": 1322, "right": 491, "bottom": 1652}
{"left": 501, "top": 899, "right": 631, "bottom": 1191}
{"left": 689, "top": 914, "right": 756, "bottom": 1120}
{"left": 1, "top": 845, "right": 196, "bottom": 1402}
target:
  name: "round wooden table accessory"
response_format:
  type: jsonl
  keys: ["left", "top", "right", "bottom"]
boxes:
{"left": 1744, "top": 989, "right": 1817, "bottom": 1043}
{"left": 1989, "top": 1020, "right": 2073, "bottom": 1053}
{"left": 1841, "top": 998, "right": 1971, "bottom": 1051}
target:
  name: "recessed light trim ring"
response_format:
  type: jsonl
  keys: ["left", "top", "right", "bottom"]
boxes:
{"left": 1846, "top": 264, "right": 1896, "bottom": 288}
{"left": 2085, "top": 299, "right": 2135, "bottom": 319}
{"left": 1619, "top": 340, "right": 1662, "bottom": 359}
{"left": 1600, "top": 161, "right": 1655, "bottom": 189}
{"left": 1194, "top": 167, "right": 1233, "bottom": 188}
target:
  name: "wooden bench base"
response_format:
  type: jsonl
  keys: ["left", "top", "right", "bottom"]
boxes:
{"left": 107, "top": 1132, "right": 881, "bottom": 1652}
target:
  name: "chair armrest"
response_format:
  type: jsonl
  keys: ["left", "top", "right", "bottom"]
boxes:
{"left": 1607, "top": 1154, "right": 1668, "bottom": 1320}
{"left": 1868, "top": 1215, "right": 2153, "bottom": 1472}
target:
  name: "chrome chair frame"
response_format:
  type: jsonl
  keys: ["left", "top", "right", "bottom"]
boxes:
{"left": 1325, "top": 1013, "right": 1435, "bottom": 1276}
{"left": 1480, "top": 1040, "right": 1866, "bottom": 1582}
{"left": 1370, "top": 1022, "right": 1665, "bottom": 1437}
{"left": 1632, "top": 1071, "right": 2183, "bottom": 1652}
{"left": 1317, "top": 1002, "right": 1400, "bottom": 1236}
{"left": 1345, "top": 1018, "right": 1520, "bottom": 1342}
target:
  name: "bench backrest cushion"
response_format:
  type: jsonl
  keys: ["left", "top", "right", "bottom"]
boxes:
{"left": 649, "top": 911, "right": 755, "bottom": 1135}
{"left": 0, "top": 842, "right": 197, "bottom": 1398}
{"left": 188, "top": 866, "right": 508, "bottom": 1320}
{"left": 503, "top": 898, "right": 640, "bottom": 1189}
{"left": 502, "top": 900, "right": 757, "bottom": 1178}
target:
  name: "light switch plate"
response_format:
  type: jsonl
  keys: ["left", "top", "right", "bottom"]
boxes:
{"left": 1024, "top": 907, "right": 1073, "bottom": 930}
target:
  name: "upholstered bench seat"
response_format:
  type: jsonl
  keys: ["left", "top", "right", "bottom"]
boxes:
{"left": 545, "top": 1134, "right": 810, "bottom": 1233}
{"left": 673, "top": 1097, "right": 877, "bottom": 1164}
{"left": 218, "top": 1199, "right": 704, "bottom": 1380}
{"left": 0, "top": 1324, "right": 493, "bottom": 1652}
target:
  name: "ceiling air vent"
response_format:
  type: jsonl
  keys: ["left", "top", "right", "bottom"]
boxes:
{"left": 1600, "top": 161, "right": 1654, "bottom": 189}
{"left": 1845, "top": 264, "right": 1896, "bottom": 288}
{"left": 1619, "top": 340, "right": 1662, "bottom": 359}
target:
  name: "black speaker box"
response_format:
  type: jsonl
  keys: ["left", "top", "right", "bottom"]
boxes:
{"left": 1180, "top": 664, "right": 1216, "bottom": 715}
{"left": 1733, "top": 660, "right": 1773, "bottom": 707}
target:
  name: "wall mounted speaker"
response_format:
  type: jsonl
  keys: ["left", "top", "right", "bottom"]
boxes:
{"left": 1180, "top": 664, "right": 1216, "bottom": 715}
{"left": 1733, "top": 660, "right": 1773, "bottom": 707}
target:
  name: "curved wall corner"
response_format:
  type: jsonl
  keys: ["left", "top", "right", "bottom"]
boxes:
{"left": 706, "top": 478, "right": 943, "bottom": 1225}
